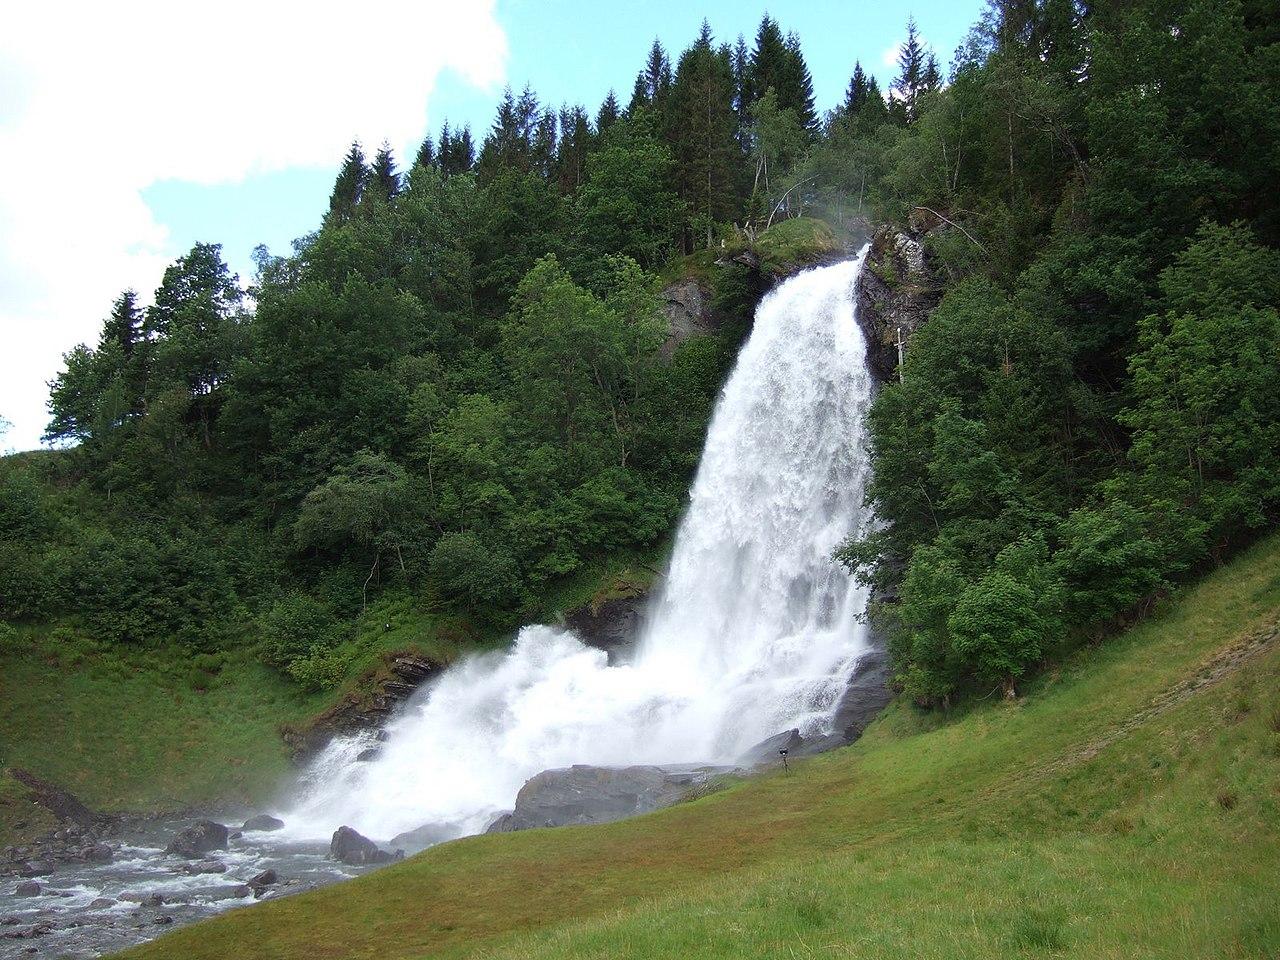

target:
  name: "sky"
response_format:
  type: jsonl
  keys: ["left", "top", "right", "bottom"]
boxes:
{"left": 0, "top": 0, "right": 983, "bottom": 453}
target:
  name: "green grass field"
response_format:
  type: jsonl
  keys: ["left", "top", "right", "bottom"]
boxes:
{"left": 0, "top": 629, "right": 328, "bottom": 813}
{"left": 119, "top": 533, "right": 1280, "bottom": 960}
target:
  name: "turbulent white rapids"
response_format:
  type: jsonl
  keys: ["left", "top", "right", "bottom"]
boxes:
{"left": 285, "top": 252, "right": 876, "bottom": 843}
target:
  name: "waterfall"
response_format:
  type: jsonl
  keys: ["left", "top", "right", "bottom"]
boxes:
{"left": 285, "top": 251, "right": 876, "bottom": 843}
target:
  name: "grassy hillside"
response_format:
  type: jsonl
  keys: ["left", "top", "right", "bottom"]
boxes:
{"left": 0, "top": 627, "right": 327, "bottom": 812}
{"left": 122, "top": 532, "right": 1280, "bottom": 959}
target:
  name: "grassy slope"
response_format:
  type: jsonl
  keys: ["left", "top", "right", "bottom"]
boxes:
{"left": 123, "top": 533, "right": 1280, "bottom": 960}
{"left": 0, "top": 630, "right": 328, "bottom": 812}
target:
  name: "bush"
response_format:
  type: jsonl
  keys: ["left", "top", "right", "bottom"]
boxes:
{"left": 258, "top": 593, "right": 341, "bottom": 672}
{"left": 427, "top": 532, "right": 519, "bottom": 611}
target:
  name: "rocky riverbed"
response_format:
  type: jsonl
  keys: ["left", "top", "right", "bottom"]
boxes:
{"left": 0, "top": 814, "right": 381, "bottom": 959}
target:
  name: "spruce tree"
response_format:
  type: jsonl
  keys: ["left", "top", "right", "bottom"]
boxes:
{"left": 782, "top": 32, "right": 818, "bottom": 132}
{"left": 437, "top": 123, "right": 475, "bottom": 176}
{"left": 372, "top": 142, "right": 400, "bottom": 201}
{"left": 731, "top": 34, "right": 752, "bottom": 146}
{"left": 596, "top": 90, "right": 620, "bottom": 133}
{"left": 746, "top": 15, "right": 789, "bottom": 110}
{"left": 326, "top": 141, "right": 368, "bottom": 225}
{"left": 922, "top": 52, "right": 942, "bottom": 94}
{"left": 893, "top": 17, "right": 929, "bottom": 123}
{"left": 556, "top": 105, "right": 592, "bottom": 191}
{"left": 627, "top": 72, "right": 651, "bottom": 115}
{"left": 101, "top": 290, "right": 142, "bottom": 360}
{"left": 643, "top": 39, "right": 672, "bottom": 104}
{"left": 414, "top": 134, "right": 436, "bottom": 171}
{"left": 450, "top": 126, "right": 475, "bottom": 174}
{"left": 669, "top": 22, "right": 742, "bottom": 249}
{"left": 479, "top": 86, "right": 541, "bottom": 178}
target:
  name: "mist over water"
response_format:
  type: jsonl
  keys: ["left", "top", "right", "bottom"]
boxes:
{"left": 285, "top": 253, "right": 876, "bottom": 844}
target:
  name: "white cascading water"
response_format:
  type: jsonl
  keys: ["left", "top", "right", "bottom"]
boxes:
{"left": 284, "top": 252, "right": 875, "bottom": 844}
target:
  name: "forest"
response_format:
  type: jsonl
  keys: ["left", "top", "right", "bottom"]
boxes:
{"left": 2, "top": 0, "right": 1278, "bottom": 705}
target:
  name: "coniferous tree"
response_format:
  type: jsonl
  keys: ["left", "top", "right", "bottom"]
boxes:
{"left": 556, "top": 105, "right": 592, "bottom": 192}
{"left": 922, "top": 52, "right": 942, "bottom": 94}
{"left": 437, "top": 123, "right": 475, "bottom": 176}
{"left": 743, "top": 16, "right": 817, "bottom": 132}
{"left": 892, "top": 17, "right": 930, "bottom": 124}
{"left": 845, "top": 62, "right": 872, "bottom": 114}
{"left": 371, "top": 143, "right": 400, "bottom": 201}
{"left": 101, "top": 290, "right": 142, "bottom": 361}
{"left": 326, "top": 141, "right": 368, "bottom": 225}
{"left": 596, "top": 90, "right": 620, "bottom": 133}
{"left": 746, "top": 15, "right": 788, "bottom": 109}
{"left": 414, "top": 134, "right": 436, "bottom": 171}
{"left": 450, "top": 126, "right": 475, "bottom": 174}
{"left": 731, "top": 34, "right": 752, "bottom": 147}
{"left": 627, "top": 72, "right": 651, "bottom": 115}
{"left": 782, "top": 32, "right": 818, "bottom": 133}
{"left": 480, "top": 86, "right": 542, "bottom": 178}
{"left": 643, "top": 39, "right": 672, "bottom": 105}
{"left": 670, "top": 22, "right": 742, "bottom": 249}
{"left": 532, "top": 108, "right": 559, "bottom": 178}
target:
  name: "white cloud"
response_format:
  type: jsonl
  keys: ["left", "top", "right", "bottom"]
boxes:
{"left": 0, "top": 1, "right": 507, "bottom": 450}
{"left": 881, "top": 42, "right": 903, "bottom": 68}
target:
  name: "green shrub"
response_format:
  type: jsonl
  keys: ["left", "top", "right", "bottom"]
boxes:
{"left": 258, "top": 593, "right": 342, "bottom": 672}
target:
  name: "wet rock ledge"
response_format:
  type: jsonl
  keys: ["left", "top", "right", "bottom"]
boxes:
{"left": 280, "top": 652, "right": 443, "bottom": 760}
{"left": 855, "top": 220, "right": 944, "bottom": 383}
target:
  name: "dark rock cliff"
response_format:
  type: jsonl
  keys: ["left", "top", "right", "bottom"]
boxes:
{"left": 855, "top": 223, "right": 944, "bottom": 383}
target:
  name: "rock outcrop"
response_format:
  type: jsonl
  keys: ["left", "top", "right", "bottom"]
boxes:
{"left": 486, "top": 764, "right": 730, "bottom": 833}
{"left": 241, "top": 814, "right": 284, "bottom": 832}
{"left": 281, "top": 652, "right": 443, "bottom": 760}
{"left": 660, "top": 278, "right": 719, "bottom": 357}
{"left": 855, "top": 223, "right": 943, "bottom": 383}
{"left": 564, "top": 594, "right": 646, "bottom": 664}
{"left": 165, "top": 820, "right": 229, "bottom": 859}
{"left": 735, "top": 648, "right": 894, "bottom": 763}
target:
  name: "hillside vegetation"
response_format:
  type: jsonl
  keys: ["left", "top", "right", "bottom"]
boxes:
{"left": 121, "top": 531, "right": 1280, "bottom": 960}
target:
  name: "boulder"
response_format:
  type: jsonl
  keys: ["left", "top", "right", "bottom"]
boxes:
{"left": 241, "top": 814, "right": 284, "bottom": 832}
{"left": 120, "top": 891, "right": 167, "bottom": 906}
{"left": 180, "top": 860, "right": 226, "bottom": 876}
{"left": 88, "top": 897, "right": 117, "bottom": 909}
{"left": 329, "top": 826, "right": 394, "bottom": 865}
{"left": 189, "top": 884, "right": 251, "bottom": 902}
{"left": 15, "top": 861, "right": 54, "bottom": 877}
{"left": 387, "top": 822, "right": 452, "bottom": 855}
{"left": 354, "top": 747, "right": 381, "bottom": 762}
{"left": 248, "top": 869, "right": 277, "bottom": 887}
{"left": 736, "top": 729, "right": 804, "bottom": 767}
{"left": 13, "top": 881, "right": 40, "bottom": 897}
{"left": 490, "top": 764, "right": 730, "bottom": 833}
{"left": 165, "top": 820, "right": 228, "bottom": 859}
{"left": 84, "top": 843, "right": 114, "bottom": 863}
